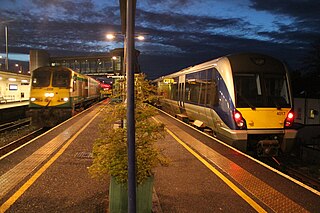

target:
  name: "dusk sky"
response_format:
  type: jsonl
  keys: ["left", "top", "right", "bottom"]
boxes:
{"left": 0, "top": 0, "right": 319, "bottom": 79}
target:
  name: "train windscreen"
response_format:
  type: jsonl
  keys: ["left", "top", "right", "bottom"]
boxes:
{"left": 52, "top": 70, "right": 71, "bottom": 87}
{"left": 234, "top": 73, "right": 290, "bottom": 108}
{"left": 32, "top": 69, "right": 51, "bottom": 87}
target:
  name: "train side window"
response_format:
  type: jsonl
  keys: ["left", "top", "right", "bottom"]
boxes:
{"left": 170, "top": 77, "right": 178, "bottom": 100}
{"left": 198, "top": 70, "right": 207, "bottom": 105}
{"left": 73, "top": 75, "right": 77, "bottom": 92}
{"left": 186, "top": 72, "right": 200, "bottom": 104}
{"left": 206, "top": 68, "right": 218, "bottom": 108}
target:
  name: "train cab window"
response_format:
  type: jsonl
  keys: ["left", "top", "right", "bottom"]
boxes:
{"left": 32, "top": 69, "right": 51, "bottom": 87}
{"left": 234, "top": 73, "right": 262, "bottom": 108}
{"left": 52, "top": 70, "right": 71, "bottom": 88}
{"left": 235, "top": 73, "right": 290, "bottom": 108}
{"left": 264, "top": 74, "right": 290, "bottom": 108}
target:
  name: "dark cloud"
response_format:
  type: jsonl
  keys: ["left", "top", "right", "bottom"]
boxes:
{"left": 144, "top": 0, "right": 199, "bottom": 8}
{"left": 1, "top": 0, "right": 319, "bottom": 79}
{"left": 136, "top": 9, "right": 244, "bottom": 32}
{"left": 251, "top": 0, "right": 320, "bottom": 20}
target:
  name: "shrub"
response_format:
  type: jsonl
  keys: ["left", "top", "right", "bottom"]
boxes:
{"left": 89, "top": 74, "right": 168, "bottom": 184}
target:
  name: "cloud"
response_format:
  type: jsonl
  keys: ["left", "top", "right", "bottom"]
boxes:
{"left": 1, "top": 0, "right": 319, "bottom": 78}
{"left": 250, "top": 0, "right": 320, "bottom": 20}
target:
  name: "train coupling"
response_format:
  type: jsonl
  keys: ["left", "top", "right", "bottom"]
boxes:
{"left": 257, "top": 139, "right": 279, "bottom": 157}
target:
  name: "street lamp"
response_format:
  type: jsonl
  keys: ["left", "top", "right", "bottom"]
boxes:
{"left": 106, "top": 33, "right": 145, "bottom": 41}
{"left": 1, "top": 20, "right": 14, "bottom": 70}
{"left": 106, "top": 32, "right": 145, "bottom": 77}
{"left": 136, "top": 35, "right": 145, "bottom": 41}
{"left": 106, "top": 33, "right": 116, "bottom": 40}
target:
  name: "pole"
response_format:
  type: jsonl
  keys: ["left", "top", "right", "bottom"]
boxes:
{"left": 126, "top": 0, "right": 136, "bottom": 212}
{"left": 5, "top": 25, "right": 9, "bottom": 71}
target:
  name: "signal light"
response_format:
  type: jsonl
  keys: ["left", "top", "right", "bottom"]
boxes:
{"left": 233, "top": 110, "right": 246, "bottom": 129}
{"left": 285, "top": 111, "right": 294, "bottom": 127}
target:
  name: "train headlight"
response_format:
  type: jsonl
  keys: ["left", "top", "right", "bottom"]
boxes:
{"left": 63, "top": 97, "right": 69, "bottom": 102}
{"left": 233, "top": 110, "right": 247, "bottom": 129}
{"left": 30, "top": 97, "right": 36, "bottom": 102}
{"left": 44, "top": 92, "right": 54, "bottom": 98}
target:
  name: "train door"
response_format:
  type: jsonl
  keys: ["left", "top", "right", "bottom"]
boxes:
{"left": 178, "top": 75, "right": 186, "bottom": 113}
{"left": 205, "top": 68, "right": 220, "bottom": 136}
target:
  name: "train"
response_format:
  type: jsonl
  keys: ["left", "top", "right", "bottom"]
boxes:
{"left": 153, "top": 53, "right": 297, "bottom": 156}
{"left": 28, "top": 66, "right": 101, "bottom": 127}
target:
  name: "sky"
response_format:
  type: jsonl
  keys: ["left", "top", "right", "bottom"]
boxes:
{"left": 0, "top": 0, "right": 319, "bottom": 79}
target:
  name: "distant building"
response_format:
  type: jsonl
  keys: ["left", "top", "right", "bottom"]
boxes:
{"left": 294, "top": 98, "right": 320, "bottom": 125}
{"left": 29, "top": 48, "right": 140, "bottom": 82}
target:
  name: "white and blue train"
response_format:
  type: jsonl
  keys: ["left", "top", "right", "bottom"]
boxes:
{"left": 154, "top": 53, "right": 297, "bottom": 156}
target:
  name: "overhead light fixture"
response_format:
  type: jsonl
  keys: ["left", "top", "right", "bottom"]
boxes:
{"left": 106, "top": 34, "right": 115, "bottom": 40}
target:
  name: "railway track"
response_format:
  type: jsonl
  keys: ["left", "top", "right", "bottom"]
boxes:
{"left": 263, "top": 155, "right": 320, "bottom": 191}
{"left": 285, "top": 166, "right": 320, "bottom": 190}
{"left": 0, "top": 128, "right": 47, "bottom": 156}
{"left": 0, "top": 118, "right": 31, "bottom": 134}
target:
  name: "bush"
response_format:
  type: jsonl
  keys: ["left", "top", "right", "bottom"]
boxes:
{"left": 89, "top": 74, "right": 168, "bottom": 184}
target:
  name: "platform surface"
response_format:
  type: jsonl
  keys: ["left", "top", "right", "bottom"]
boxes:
{"left": 0, "top": 102, "right": 319, "bottom": 212}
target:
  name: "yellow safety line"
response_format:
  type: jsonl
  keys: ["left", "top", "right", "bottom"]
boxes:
{"left": 164, "top": 127, "right": 267, "bottom": 213}
{"left": 0, "top": 111, "right": 101, "bottom": 213}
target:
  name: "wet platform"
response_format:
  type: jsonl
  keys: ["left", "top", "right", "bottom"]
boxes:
{"left": 0, "top": 101, "right": 319, "bottom": 212}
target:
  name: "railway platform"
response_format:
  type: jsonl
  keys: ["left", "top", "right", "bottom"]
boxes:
{"left": 0, "top": 101, "right": 29, "bottom": 125}
{"left": 0, "top": 100, "right": 319, "bottom": 212}
{"left": 0, "top": 100, "right": 28, "bottom": 109}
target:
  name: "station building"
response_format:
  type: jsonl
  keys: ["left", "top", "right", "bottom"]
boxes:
{"left": 29, "top": 48, "right": 140, "bottom": 83}
{"left": 0, "top": 71, "right": 30, "bottom": 103}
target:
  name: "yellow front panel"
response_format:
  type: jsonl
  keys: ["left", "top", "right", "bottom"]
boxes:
{"left": 30, "top": 87, "right": 70, "bottom": 107}
{"left": 237, "top": 108, "right": 291, "bottom": 129}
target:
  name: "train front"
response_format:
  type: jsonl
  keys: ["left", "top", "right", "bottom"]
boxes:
{"left": 28, "top": 66, "right": 73, "bottom": 127}
{"left": 230, "top": 54, "right": 297, "bottom": 156}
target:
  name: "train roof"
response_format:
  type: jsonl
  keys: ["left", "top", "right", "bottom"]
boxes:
{"left": 153, "top": 52, "right": 285, "bottom": 82}
{"left": 32, "top": 66, "right": 99, "bottom": 82}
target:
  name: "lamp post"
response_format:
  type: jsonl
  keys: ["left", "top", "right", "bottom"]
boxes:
{"left": 1, "top": 20, "right": 14, "bottom": 71}
{"left": 5, "top": 25, "right": 9, "bottom": 71}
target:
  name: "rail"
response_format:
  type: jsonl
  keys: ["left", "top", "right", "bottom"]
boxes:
{"left": 0, "top": 119, "right": 31, "bottom": 134}
{"left": 0, "top": 128, "right": 46, "bottom": 156}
